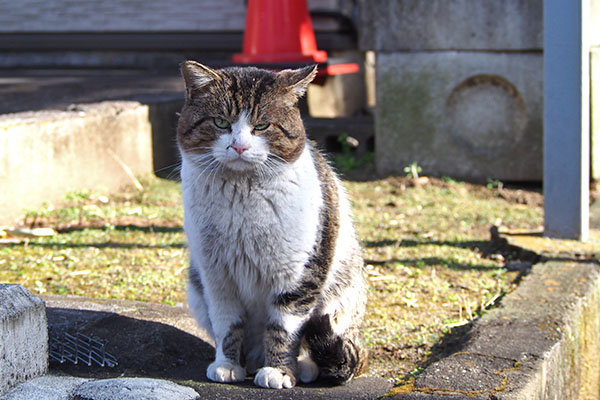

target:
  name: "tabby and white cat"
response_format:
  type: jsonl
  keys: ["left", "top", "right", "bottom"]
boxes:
{"left": 177, "top": 61, "right": 367, "bottom": 389}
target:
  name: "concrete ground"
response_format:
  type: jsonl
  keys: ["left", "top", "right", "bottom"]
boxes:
{"left": 1, "top": 68, "right": 599, "bottom": 399}
{"left": 0, "top": 69, "right": 183, "bottom": 115}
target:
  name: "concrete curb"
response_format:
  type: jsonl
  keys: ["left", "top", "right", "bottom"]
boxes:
{"left": 0, "top": 102, "right": 155, "bottom": 225}
{"left": 0, "top": 285, "right": 48, "bottom": 396}
{"left": 390, "top": 259, "right": 600, "bottom": 399}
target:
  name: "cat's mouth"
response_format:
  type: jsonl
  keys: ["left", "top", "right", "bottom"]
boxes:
{"left": 226, "top": 158, "right": 252, "bottom": 169}
{"left": 223, "top": 155, "right": 262, "bottom": 172}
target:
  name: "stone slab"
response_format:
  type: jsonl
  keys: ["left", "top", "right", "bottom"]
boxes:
{"left": 0, "top": 101, "right": 154, "bottom": 225}
{"left": 1, "top": 376, "right": 90, "bottom": 400}
{"left": 0, "top": 285, "right": 48, "bottom": 396}
{"left": 306, "top": 51, "right": 366, "bottom": 118}
{"left": 375, "top": 51, "right": 543, "bottom": 181}
{"left": 0, "top": 376, "right": 199, "bottom": 400}
{"left": 73, "top": 377, "right": 198, "bottom": 400}
{"left": 492, "top": 226, "right": 600, "bottom": 261}
{"left": 358, "top": 0, "right": 542, "bottom": 51}
{"left": 42, "top": 295, "right": 213, "bottom": 346}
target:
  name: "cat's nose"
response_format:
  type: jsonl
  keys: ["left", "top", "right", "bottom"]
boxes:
{"left": 232, "top": 143, "right": 249, "bottom": 155}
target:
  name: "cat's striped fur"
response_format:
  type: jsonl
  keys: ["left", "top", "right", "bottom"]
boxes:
{"left": 178, "top": 61, "right": 367, "bottom": 389}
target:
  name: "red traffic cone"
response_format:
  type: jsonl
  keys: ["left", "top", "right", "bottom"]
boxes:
{"left": 232, "top": 0, "right": 328, "bottom": 64}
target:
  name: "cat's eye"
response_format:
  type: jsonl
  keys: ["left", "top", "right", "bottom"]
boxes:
{"left": 253, "top": 123, "right": 270, "bottom": 131}
{"left": 213, "top": 118, "right": 231, "bottom": 129}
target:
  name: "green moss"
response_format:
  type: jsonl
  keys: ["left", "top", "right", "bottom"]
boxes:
{"left": 377, "top": 70, "right": 436, "bottom": 174}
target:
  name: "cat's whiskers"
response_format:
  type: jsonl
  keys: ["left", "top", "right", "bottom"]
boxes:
{"left": 187, "top": 153, "right": 222, "bottom": 189}
{"left": 259, "top": 159, "right": 280, "bottom": 181}
{"left": 202, "top": 160, "right": 222, "bottom": 188}
{"left": 186, "top": 145, "right": 214, "bottom": 153}
{"left": 207, "top": 161, "right": 225, "bottom": 202}
{"left": 267, "top": 153, "right": 287, "bottom": 164}
{"left": 154, "top": 161, "right": 183, "bottom": 181}
{"left": 255, "top": 153, "right": 287, "bottom": 181}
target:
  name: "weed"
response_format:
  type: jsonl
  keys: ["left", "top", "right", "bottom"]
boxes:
{"left": 486, "top": 178, "right": 504, "bottom": 190}
{"left": 332, "top": 133, "right": 375, "bottom": 175}
{"left": 404, "top": 162, "right": 423, "bottom": 179}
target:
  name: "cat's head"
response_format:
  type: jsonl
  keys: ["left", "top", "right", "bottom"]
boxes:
{"left": 177, "top": 61, "right": 317, "bottom": 174}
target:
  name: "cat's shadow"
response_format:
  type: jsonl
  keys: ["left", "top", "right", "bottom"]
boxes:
{"left": 46, "top": 307, "right": 382, "bottom": 393}
{"left": 47, "top": 307, "right": 214, "bottom": 382}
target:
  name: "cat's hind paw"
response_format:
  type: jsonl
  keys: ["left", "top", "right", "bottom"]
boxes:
{"left": 207, "top": 360, "right": 246, "bottom": 383}
{"left": 254, "top": 367, "right": 295, "bottom": 389}
{"left": 298, "top": 355, "right": 319, "bottom": 383}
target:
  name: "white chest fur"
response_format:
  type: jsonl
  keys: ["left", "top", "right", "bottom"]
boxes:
{"left": 181, "top": 146, "right": 323, "bottom": 298}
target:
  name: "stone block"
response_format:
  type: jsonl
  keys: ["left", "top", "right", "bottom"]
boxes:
{"left": 307, "top": 51, "right": 366, "bottom": 118}
{"left": 0, "top": 101, "right": 153, "bottom": 225}
{"left": 73, "top": 378, "right": 199, "bottom": 400}
{"left": 1, "top": 376, "right": 90, "bottom": 400}
{"left": 375, "top": 51, "right": 543, "bottom": 181}
{"left": 358, "top": 0, "right": 542, "bottom": 51}
{"left": 0, "top": 285, "right": 48, "bottom": 396}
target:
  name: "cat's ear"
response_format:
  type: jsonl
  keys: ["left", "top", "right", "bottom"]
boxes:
{"left": 278, "top": 65, "right": 318, "bottom": 99}
{"left": 181, "top": 61, "right": 221, "bottom": 99}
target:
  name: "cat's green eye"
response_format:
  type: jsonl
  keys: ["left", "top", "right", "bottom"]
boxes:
{"left": 254, "top": 123, "right": 270, "bottom": 131}
{"left": 213, "top": 118, "right": 231, "bottom": 129}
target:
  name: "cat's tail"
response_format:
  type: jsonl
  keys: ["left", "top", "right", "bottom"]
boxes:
{"left": 302, "top": 314, "right": 368, "bottom": 385}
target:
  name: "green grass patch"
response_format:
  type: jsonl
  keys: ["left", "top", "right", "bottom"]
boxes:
{"left": 1, "top": 173, "right": 543, "bottom": 383}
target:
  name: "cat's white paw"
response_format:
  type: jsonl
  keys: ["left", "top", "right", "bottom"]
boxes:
{"left": 254, "top": 367, "right": 294, "bottom": 389}
{"left": 297, "top": 355, "right": 319, "bottom": 383}
{"left": 207, "top": 360, "right": 246, "bottom": 383}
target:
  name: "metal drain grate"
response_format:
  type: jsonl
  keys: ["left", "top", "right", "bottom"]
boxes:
{"left": 49, "top": 332, "right": 117, "bottom": 367}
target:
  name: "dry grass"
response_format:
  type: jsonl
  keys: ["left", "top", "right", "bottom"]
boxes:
{"left": 0, "top": 174, "right": 543, "bottom": 382}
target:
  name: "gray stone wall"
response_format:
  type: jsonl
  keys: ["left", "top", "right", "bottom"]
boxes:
{"left": 376, "top": 52, "right": 543, "bottom": 181}
{"left": 359, "top": 0, "right": 545, "bottom": 181}
{"left": 359, "top": 0, "right": 542, "bottom": 51}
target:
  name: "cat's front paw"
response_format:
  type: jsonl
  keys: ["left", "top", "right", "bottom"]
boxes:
{"left": 207, "top": 360, "right": 246, "bottom": 383}
{"left": 254, "top": 367, "right": 295, "bottom": 389}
